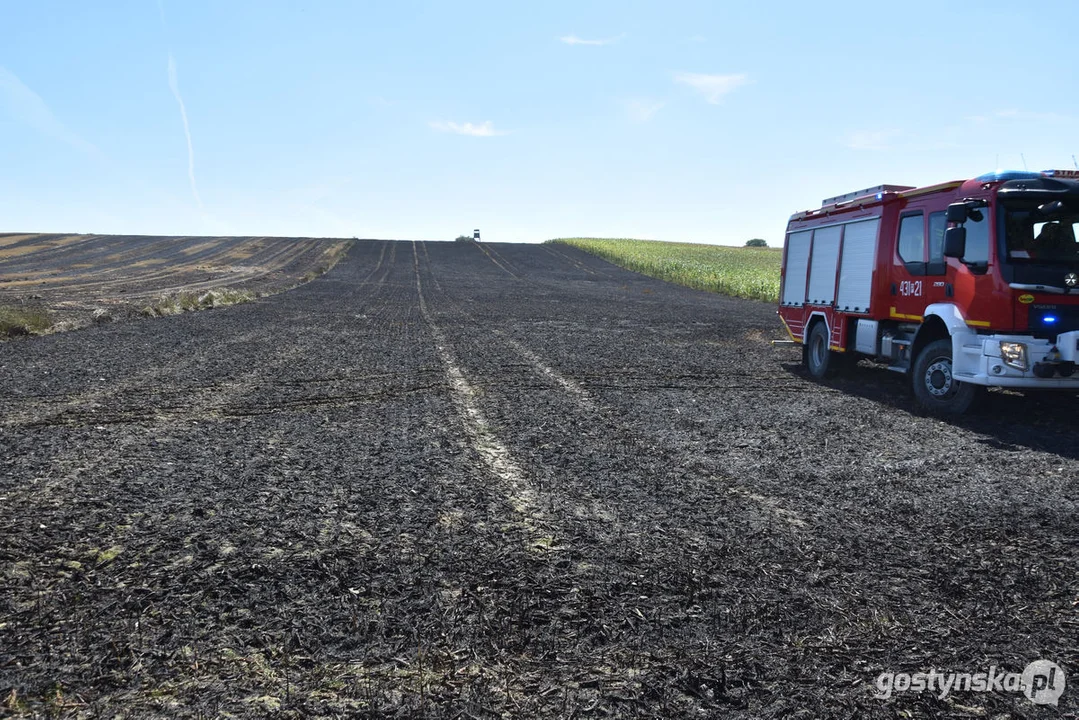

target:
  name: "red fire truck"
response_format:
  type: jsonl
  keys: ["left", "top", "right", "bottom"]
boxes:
{"left": 779, "top": 169, "right": 1079, "bottom": 413}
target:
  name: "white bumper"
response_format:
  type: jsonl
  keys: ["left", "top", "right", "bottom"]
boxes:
{"left": 952, "top": 330, "right": 1079, "bottom": 388}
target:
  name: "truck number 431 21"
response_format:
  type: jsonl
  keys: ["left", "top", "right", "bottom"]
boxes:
{"left": 899, "top": 280, "right": 923, "bottom": 297}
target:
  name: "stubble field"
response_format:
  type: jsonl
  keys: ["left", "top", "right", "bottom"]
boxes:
{"left": 1, "top": 239, "right": 1076, "bottom": 718}
{"left": 0, "top": 233, "right": 350, "bottom": 332}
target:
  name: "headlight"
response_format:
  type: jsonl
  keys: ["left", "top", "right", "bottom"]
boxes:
{"left": 1000, "top": 341, "right": 1029, "bottom": 371}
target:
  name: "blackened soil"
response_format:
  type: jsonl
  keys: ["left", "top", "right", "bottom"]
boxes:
{"left": 0, "top": 240, "right": 1075, "bottom": 718}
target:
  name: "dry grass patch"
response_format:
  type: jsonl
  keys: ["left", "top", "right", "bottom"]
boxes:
{"left": 141, "top": 288, "right": 255, "bottom": 317}
{"left": 0, "top": 305, "right": 53, "bottom": 338}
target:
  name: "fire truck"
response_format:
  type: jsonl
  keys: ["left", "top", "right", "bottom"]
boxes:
{"left": 779, "top": 169, "right": 1079, "bottom": 413}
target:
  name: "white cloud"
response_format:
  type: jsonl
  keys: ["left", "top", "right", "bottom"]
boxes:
{"left": 167, "top": 53, "right": 202, "bottom": 209}
{"left": 560, "top": 34, "right": 624, "bottom": 46}
{"left": 845, "top": 129, "right": 901, "bottom": 151}
{"left": 0, "top": 66, "right": 100, "bottom": 156}
{"left": 429, "top": 120, "right": 508, "bottom": 137}
{"left": 673, "top": 72, "right": 749, "bottom": 104}
{"left": 625, "top": 98, "right": 665, "bottom": 123}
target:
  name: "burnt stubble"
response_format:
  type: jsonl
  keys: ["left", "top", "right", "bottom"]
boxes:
{"left": 1, "top": 239, "right": 1075, "bottom": 718}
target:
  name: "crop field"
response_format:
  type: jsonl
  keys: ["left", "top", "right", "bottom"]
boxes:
{"left": 1, "top": 238, "right": 1077, "bottom": 718}
{"left": 0, "top": 233, "right": 350, "bottom": 334}
{"left": 549, "top": 238, "right": 781, "bottom": 301}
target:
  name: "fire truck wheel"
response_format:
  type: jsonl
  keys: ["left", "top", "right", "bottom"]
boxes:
{"left": 804, "top": 321, "right": 834, "bottom": 379}
{"left": 912, "top": 338, "right": 980, "bottom": 414}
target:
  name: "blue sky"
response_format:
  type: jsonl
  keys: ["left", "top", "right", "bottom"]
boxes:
{"left": 2, "top": 1, "right": 1078, "bottom": 245}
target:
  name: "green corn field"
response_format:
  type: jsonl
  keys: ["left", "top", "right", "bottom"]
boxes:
{"left": 548, "top": 238, "right": 781, "bottom": 302}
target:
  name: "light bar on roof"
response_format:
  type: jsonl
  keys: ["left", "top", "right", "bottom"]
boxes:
{"left": 975, "top": 170, "right": 1044, "bottom": 182}
{"left": 821, "top": 184, "right": 914, "bottom": 207}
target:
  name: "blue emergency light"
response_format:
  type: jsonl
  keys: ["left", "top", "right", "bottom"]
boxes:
{"left": 974, "top": 170, "right": 1045, "bottom": 182}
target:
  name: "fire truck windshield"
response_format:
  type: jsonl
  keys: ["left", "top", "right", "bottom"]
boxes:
{"left": 1002, "top": 204, "right": 1079, "bottom": 264}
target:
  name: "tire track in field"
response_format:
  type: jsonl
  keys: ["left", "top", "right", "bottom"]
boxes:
{"left": 468, "top": 241, "right": 519, "bottom": 279}
{"left": 491, "top": 329, "right": 597, "bottom": 410}
{"left": 2, "top": 241, "right": 587, "bottom": 713}
{"left": 417, "top": 244, "right": 1068, "bottom": 703}
{"left": 409, "top": 243, "right": 826, "bottom": 704}
{"left": 420, "top": 241, "right": 441, "bottom": 292}
{"left": 7, "top": 240, "right": 1076, "bottom": 717}
{"left": 492, "top": 330, "right": 807, "bottom": 528}
{"left": 540, "top": 244, "right": 611, "bottom": 277}
{"left": 414, "top": 243, "right": 809, "bottom": 532}
{"left": 478, "top": 242, "right": 522, "bottom": 276}
{"left": 411, "top": 242, "right": 564, "bottom": 554}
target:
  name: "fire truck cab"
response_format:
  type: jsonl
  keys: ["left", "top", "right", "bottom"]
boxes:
{"left": 779, "top": 170, "right": 1079, "bottom": 413}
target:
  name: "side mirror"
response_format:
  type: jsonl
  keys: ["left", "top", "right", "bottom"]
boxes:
{"left": 944, "top": 227, "right": 967, "bottom": 258}
{"left": 946, "top": 203, "right": 969, "bottom": 223}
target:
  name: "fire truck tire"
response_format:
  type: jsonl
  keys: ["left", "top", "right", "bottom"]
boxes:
{"left": 912, "top": 338, "right": 980, "bottom": 414}
{"left": 804, "top": 321, "right": 834, "bottom": 379}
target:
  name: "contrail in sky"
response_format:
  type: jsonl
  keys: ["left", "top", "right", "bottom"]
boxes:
{"left": 167, "top": 53, "right": 202, "bottom": 209}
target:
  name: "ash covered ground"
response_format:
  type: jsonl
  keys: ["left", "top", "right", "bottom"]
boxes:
{"left": 1, "top": 239, "right": 1075, "bottom": 718}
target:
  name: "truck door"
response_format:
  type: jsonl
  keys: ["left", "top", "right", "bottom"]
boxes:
{"left": 923, "top": 210, "right": 951, "bottom": 306}
{"left": 921, "top": 204, "right": 994, "bottom": 326}
{"left": 890, "top": 211, "right": 929, "bottom": 321}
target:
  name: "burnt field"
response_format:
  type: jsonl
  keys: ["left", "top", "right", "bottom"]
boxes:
{"left": 1, "top": 239, "right": 1076, "bottom": 718}
{"left": 0, "top": 233, "right": 350, "bottom": 330}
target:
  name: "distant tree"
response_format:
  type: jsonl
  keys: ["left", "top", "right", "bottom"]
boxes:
{"left": 455, "top": 235, "right": 472, "bottom": 242}
{"left": 745, "top": 238, "right": 768, "bottom": 248}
